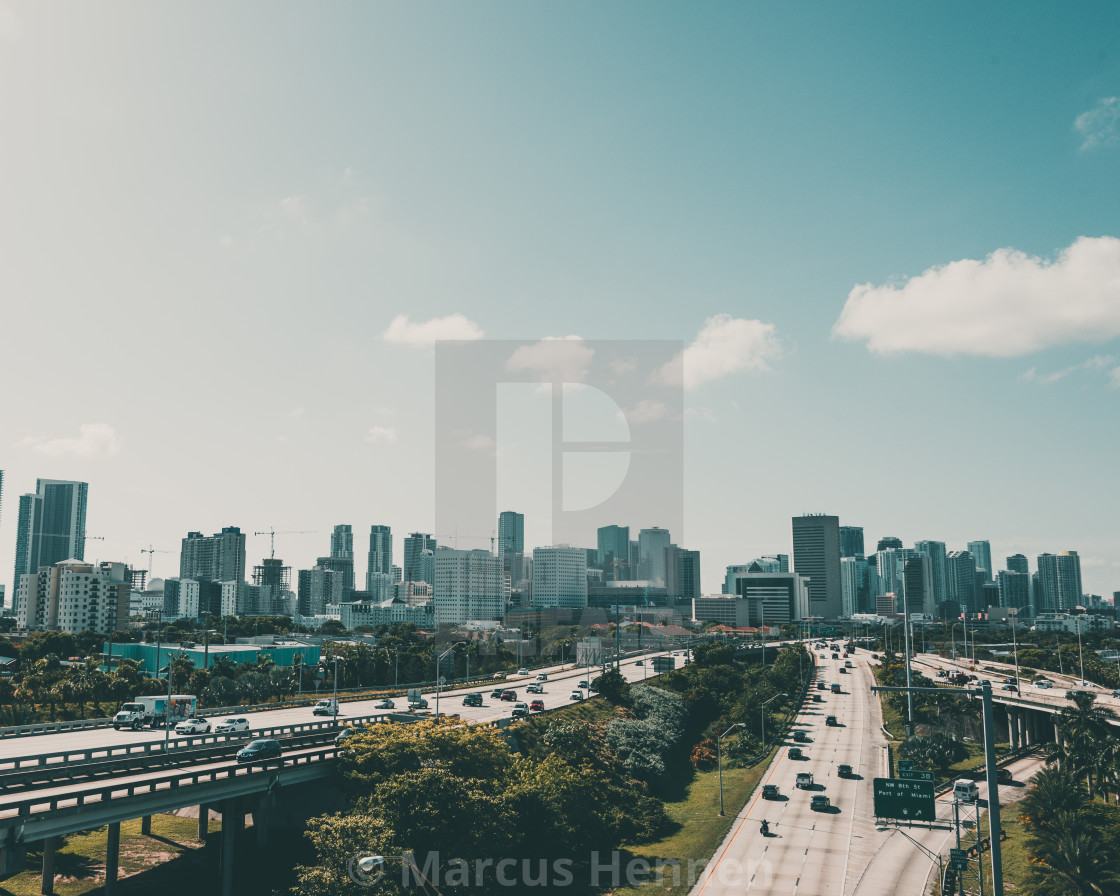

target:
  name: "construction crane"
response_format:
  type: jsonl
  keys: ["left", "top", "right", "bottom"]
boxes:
{"left": 254, "top": 528, "right": 315, "bottom": 560}
{"left": 436, "top": 531, "right": 496, "bottom": 552}
{"left": 140, "top": 545, "right": 174, "bottom": 575}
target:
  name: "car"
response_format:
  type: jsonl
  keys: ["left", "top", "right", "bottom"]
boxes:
{"left": 996, "top": 768, "right": 1014, "bottom": 784}
{"left": 635, "top": 660, "right": 644, "bottom": 666}
{"left": 530, "top": 699, "right": 544, "bottom": 712}
{"left": 871, "top": 653, "right": 879, "bottom": 660}
{"left": 536, "top": 673, "right": 548, "bottom": 681}
{"left": 236, "top": 739, "right": 282, "bottom": 763}
{"left": 819, "top": 653, "right": 826, "bottom": 659}
{"left": 1112, "top": 689, "right": 1120, "bottom": 698}
{"left": 408, "top": 697, "right": 428, "bottom": 710}
{"left": 837, "top": 764, "right": 852, "bottom": 777}
{"left": 1001, "top": 683, "right": 1017, "bottom": 691}
{"left": 953, "top": 780, "right": 979, "bottom": 802}
{"left": 375, "top": 698, "right": 395, "bottom": 709}
{"left": 500, "top": 690, "right": 516, "bottom": 701}
{"left": 832, "top": 653, "right": 839, "bottom": 659}
{"left": 762, "top": 784, "right": 781, "bottom": 799}
{"left": 793, "top": 730, "right": 808, "bottom": 743}
{"left": 810, "top": 795, "right": 831, "bottom": 811}
{"left": 313, "top": 699, "right": 339, "bottom": 716}
{"left": 570, "top": 690, "right": 584, "bottom": 700}
{"left": 825, "top": 715, "right": 838, "bottom": 726}
{"left": 839, "top": 667, "right": 847, "bottom": 674}
{"left": 936, "top": 670, "right": 947, "bottom": 678}
{"left": 845, "top": 660, "right": 853, "bottom": 668}
{"left": 493, "top": 673, "right": 507, "bottom": 680}
{"left": 1002, "top": 678, "right": 1014, "bottom": 685}
{"left": 967, "top": 675, "right": 978, "bottom": 681}
{"left": 579, "top": 680, "right": 590, "bottom": 689}
{"left": 842, "top": 652, "right": 849, "bottom": 658}
{"left": 795, "top": 772, "right": 813, "bottom": 789}
{"left": 462, "top": 693, "right": 483, "bottom": 707}
{"left": 811, "top": 694, "right": 823, "bottom": 702}
{"left": 335, "top": 723, "right": 367, "bottom": 746}
{"left": 526, "top": 682, "right": 544, "bottom": 694}
{"left": 788, "top": 747, "right": 803, "bottom": 760}
{"left": 214, "top": 717, "right": 250, "bottom": 735}
{"left": 817, "top": 682, "right": 826, "bottom": 690}
{"left": 491, "top": 689, "right": 506, "bottom": 699}
{"left": 831, "top": 683, "right": 841, "bottom": 693}
{"left": 175, "top": 717, "right": 211, "bottom": 735}
{"left": 517, "top": 668, "right": 529, "bottom": 676}
{"left": 1075, "top": 680, "right": 1097, "bottom": 688}
{"left": 1035, "top": 680, "right": 1053, "bottom": 689}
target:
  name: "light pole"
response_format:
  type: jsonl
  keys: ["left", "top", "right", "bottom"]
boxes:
{"left": 1076, "top": 615, "right": 1086, "bottom": 685}
{"left": 381, "top": 648, "right": 398, "bottom": 688}
{"left": 434, "top": 642, "right": 464, "bottom": 717}
{"left": 760, "top": 692, "right": 788, "bottom": 746}
{"left": 1010, "top": 610, "right": 1021, "bottom": 694}
{"left": 717, "top": 722, "right": 745, "bottom": 815}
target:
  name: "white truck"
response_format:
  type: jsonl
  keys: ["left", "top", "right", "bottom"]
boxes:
{"left": 113, "top": 695, "right": 197, "bottom": 730}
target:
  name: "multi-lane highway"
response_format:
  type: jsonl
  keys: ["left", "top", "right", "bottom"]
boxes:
{"left": 691, "top": 647, "right": 1045, "bottom": 896}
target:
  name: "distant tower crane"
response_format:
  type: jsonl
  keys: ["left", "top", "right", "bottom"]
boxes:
{"left": 254, "top": 528, "right": 315, "bottom": 560}
{"left": 140, "top": 545, "right": 174, "bottom": 575}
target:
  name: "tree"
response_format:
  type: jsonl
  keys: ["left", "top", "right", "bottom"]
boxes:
{"left": 591, "top": 668, "right": 631, "bottom": 706}
{"left": 1021, "top": 809, "right": 1120, "bottom": 896}
{"left": 1055, "top": 692, "right": 1118, "bottom": 797}
{"left": 691, "top": 640, "right": 735, "bottom": 668}
{"left": 897, "top": 734, "right": 968, "bottom": 773}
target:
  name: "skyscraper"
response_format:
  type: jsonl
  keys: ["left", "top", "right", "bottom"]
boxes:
{"left": 946, "top": 550, "right": 977, "bottom": 614}
{"left": 531, "top": 545, "right": 587, "bottom": 609}
{"left": 434, "top": 547, "right": 504, "bottom": 625}
{"left": 403, "top": 533, "right": 436, "bottom": 584}
{"left": 328, "top": 524, "right": 355, "bottom": 593}
{"left": 366, "top": 525, "right": 393, "bottom": 592}
{"left": 13, "top": 479, "right": 88, "bottom": 596}
{"left": 179, "top": 527, "right": 246, "bottom": 584}
{"left": 967, "top": 540, "right": 993, "bottom": 583}
{"left": 840, "top": 556, "right": 870, "bottom": 616}
{"left": 902, "top": 555, "right": 935, "bottom": 616}
{"left": 792, "top": 514, "right": 842, "bottom": 618}
{"left": 497, "top": 511, "right": 524, "bottom": 557}
{"left": 1036, "top": 551, "right": 1084, "bottom": 612}
{"left": 839, "top": 526, "right": 865, "bottom": 559}
{"left": 914, "top": 540, "right": 949, "bottom": 605}
{"left": 1006, "top": 554, "right": 1029, "bottom": 576}
{"left": 637, "top": 527, "right": 672, "bottom": 586}
{"left": 597, "top": 524, "right": 631, "bottom": 580}
{"left": 665, "top": 546, "right": 701, "bottom": 601}
{"left": 876, "top": 536, "right": 903, "bottom": 552}
{"left": 997, "top": 570, "right": 1030, "bottom": 611}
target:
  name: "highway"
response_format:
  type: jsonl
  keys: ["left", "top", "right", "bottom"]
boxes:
{"left": 0, "top": 651, "right": 676, "bottom": 764}
{"left": 691, "top": 647, "right": 1046, "bottom": 896}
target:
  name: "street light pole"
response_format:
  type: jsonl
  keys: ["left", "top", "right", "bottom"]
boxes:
{"left": 434, "top": 642, "right": 464, "bottom": 717}
{"left": 717, "top": 722, "right": 745, "bottom": 815}
{"left": 760, "top": 692, "right": 788, "bottom": 747}
{"left": 1077, "top": 616, "right": 1086, "bottom": 685}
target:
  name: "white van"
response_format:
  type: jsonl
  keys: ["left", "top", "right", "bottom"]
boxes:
{"left": 953, "top": 780, "right": 979, "bottom": 802}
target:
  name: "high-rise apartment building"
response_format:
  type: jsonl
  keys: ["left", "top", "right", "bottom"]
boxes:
{"left": 13, "top": 479, "right": 88, "bottom": 597}
{"left": 531, "top": 546, "right": 588, "bottom": 609}
{"left": 366, "top": 525, "right": 393, "bottom": 594}
{"left": 253, "top": 558, "right": 291, "bottom": 614}
{"left": 597, "top": 525, "right": 631, "bottom": 580}
{"left": 946, "top": 550, "right": 977, "bottom": 614}
{"left": 876, "top": 536, "right": 903, "bottom": 552}
{"left": 1036, "top": 551, "right": 1084, "bottom": 612}
{"left": 839, "top": 526, "right": 865, "bottom": 559}
{"left": 902, "top": 555, "right": 935, "bottom": 616}
{"left": 15, "top": 559, "right": 130, "bottom": 633}
{"left": 297, "top": 565, "right": 343, "bottom": 616}
{"left": 997, "top": 570, "right": 1030, "bottom": 612}
{"left": 792, "top": 514, "right": 842, "bottom": 618}
{"left": 914, "top": 540, "right": 949, "bottom": 605}
{"left": 967, "top": 540, "right": 993, "bottom": 583}
{"left": 726, "top": 567, "right": 811, "bottom": 625}
{"left": 1006, "top": 554, "right": 1029, "bottom": 575}
{"left": 840, "top": 556, "right": 870, "bottom": 616}
{"left": 180, "top": 527, "right": 246, "bottom": 584}
{"left": 433, "top": 547, "right": 504, "bottom": 625}
{"left": 403, "top": 533, "right": 436, "bottom": 584}
{"left": 877, "top": 547, "right": 917, "bottom": 599}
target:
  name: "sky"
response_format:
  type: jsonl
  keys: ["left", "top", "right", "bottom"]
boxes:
{"left": 1, "top": 2, "right": 1119, "bottom": 602}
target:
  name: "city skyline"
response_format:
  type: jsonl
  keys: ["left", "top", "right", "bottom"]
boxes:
{"left": 2, "top": 5, "right": 1119, "bottom": 603}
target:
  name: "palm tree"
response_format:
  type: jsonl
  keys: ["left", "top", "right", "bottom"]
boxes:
{"left": 1021, "top": 809, "right": 1120, "bottom": 896}
{"left": 1018, "top": 766, "right": 1084, "bottom": 835}
{"left": 1055, "top": 692, "right": 1118, "bottom": 797}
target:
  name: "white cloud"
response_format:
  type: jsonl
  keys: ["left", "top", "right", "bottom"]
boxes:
{"left": 1020, "top": 355, "right": 1116, "bottom": 386}
{"left": 609, "top": 357, "right": 637, "bottom": 376}
{"left": 19, "top": 423, "right": 121, "bottom": 458}
{"left": 833, "top": 236, "right": 1120, "bottom": 357}
{"left": 366, "top": 426, "right": 398, "bottom": 444}
{"left": 1075, "top": 97, "right": 1120, "bottom": 151}
{"left": 1110, "top": 367, "right": 1120, "bottom": 389}
{"left": 655, "top": 314, "right": 781, "bottom": 389}
{"left": 620, "top": 399, "right": 673, "bottom": 424}
{"left": 505, "top": 336, "right": 594, "bottom": 383}
{"left": 382, "top": 313, "right": 484, "bottom": 348}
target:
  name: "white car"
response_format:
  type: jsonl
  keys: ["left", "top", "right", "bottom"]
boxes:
{"left": 526, "top": 683, "right": 544, "bottom": 694}
{"left": 517, "top": 668, "right": 529, "bottom": 676}
{"left": 214, "top": 717, "right": 250, "bottom": 734}
{"left": 175, "top": 717, "right": 211, "bottom": 735}
{"left": 570, "top": 690, "right": 584, "bottom": 701}
{"left": 375, "top": 698, "right": 395, "bottom": 709}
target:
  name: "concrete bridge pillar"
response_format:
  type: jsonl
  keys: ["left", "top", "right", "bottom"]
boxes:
{"left": 1009, "top": 711, "right": 1021, "bottom": 750}
{"left": 198, "top": 805, "right": 209, "bottom": 840}
{"left": 1054, "top": 718, "right": 1063, "bottom": 748}
{"left": 1019, "top": 712, "right": 1029, "bottom": 747}
{"left": 253, "top": 797, "right": 270, "bottom": 848}
{"left": 221, "top": 799, "right": 244, "bottom": 896}
{"left": 40, "top": 836, "right": 58, "bottom": 896}
{"left": 104, "top": 822, "right": 121, "bottom": 895}
{"left": 141, "top": 814, "right": 152, "bottom": 835}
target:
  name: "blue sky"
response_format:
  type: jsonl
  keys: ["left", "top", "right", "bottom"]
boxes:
{"left": 1, "top": 2, "right": 1118, "bottom": 600}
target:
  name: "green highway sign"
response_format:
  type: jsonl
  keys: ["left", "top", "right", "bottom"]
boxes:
{"left": 897, "top": 760, "right": 914, "bottom": 772}
{"left": 898, "top": 768, "right": 935, "bottom": 782}
{"left": 873, "top": 777, "right": 936, "bottom": 821}
{"left": 949, "top": 848, "right": 969, "bottom": 871}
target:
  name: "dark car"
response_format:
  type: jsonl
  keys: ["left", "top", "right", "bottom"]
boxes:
{"left": 996, "top": 768, "right": 1014, "bottom": 784}
{"left": 788, "top": 747, "right": 803, "bottom": 760}
{"left": 762, "top": 784, "right": 781, "bottom": 799}
{"left": 793, "top": 730, "right": 808, "bottom": 742}
{"left": 811, "top": 795, "right": 831, "bottom": 811}
{"left": 838, "top": 764, "right": 852, "bottom": 777}
{"left": 491, "top": 689, "right": 506, "bottom": 699}
{"left": 817, "top": 682, "right": 826, "bottom": 690}
{"left": 237, "top": 739, "right": 282, "bottom": 764}
{"left": 463, "top": 693, "right": 483, "bottom": 707}
{"left": 812, "top": 694, "right": 823, "bottom": 702}
{"left": 826, "top": 715, "right": 838, "bottom": 726}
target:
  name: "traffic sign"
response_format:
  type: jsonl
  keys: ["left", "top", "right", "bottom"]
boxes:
{"left": 949, "top": 848, "right": 969, "bottom": 871}
{"left": 898, "top": 768, "right": 935, "bottom": 782}
{"left": 873, "top": 777, "right": 936, "bottom": 821}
